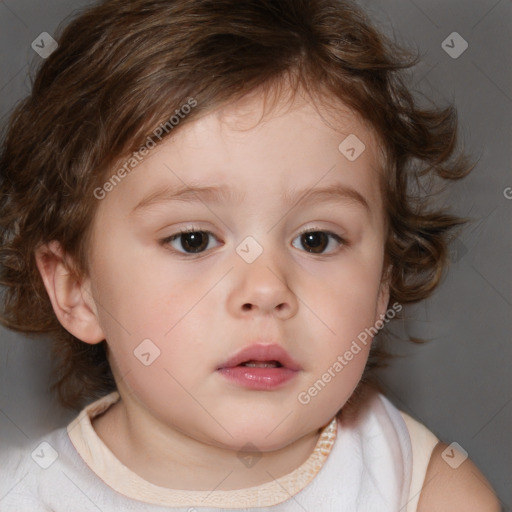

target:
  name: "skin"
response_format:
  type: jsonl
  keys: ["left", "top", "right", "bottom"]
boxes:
{"left": 418, "top": 443, "right": 501, "bottom": 511}
{"left": 35, "top": 87, "right": 500, "bottom": 509}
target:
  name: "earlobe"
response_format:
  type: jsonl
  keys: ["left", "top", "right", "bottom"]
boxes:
{"left": 376, "top": 283, "right": 390, "bottom": 320}
{"left": 376, "top": 265, "right": 392, "bottom": 321}
{"left": 34, "top": 240, "right": 105, "bottom": 344}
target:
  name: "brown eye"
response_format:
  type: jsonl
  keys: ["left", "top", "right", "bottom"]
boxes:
{"left": 292, "top": 230, "right": 344, "bottom": 255}
{"left": 163, "top": 230, "right": 218, "bottom": 254}
{"left": 301, "top": 231, "right": 329, "bottom": 253}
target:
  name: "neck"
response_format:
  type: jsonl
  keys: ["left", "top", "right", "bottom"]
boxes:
{"left": 92, "top": 396, "right": 327, "bottom": 491}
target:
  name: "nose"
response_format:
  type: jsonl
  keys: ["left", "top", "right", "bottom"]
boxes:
{"left": 227, "top": 246, "right": 299, "bottom": 320}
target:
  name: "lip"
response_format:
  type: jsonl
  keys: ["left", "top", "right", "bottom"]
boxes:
{"left": 217, "top": 343, "right": 302, "bottom": 371}
{"left": 217, "top": 343, "right": 302, "bottom": 391}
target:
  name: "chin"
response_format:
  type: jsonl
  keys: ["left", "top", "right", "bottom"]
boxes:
{"left": 213, "top": 415, "right": 312, "bottom": 453}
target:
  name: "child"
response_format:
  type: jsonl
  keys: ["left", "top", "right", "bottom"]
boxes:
{"left": 0, "top": 0, "right": 501, "bottom": 510}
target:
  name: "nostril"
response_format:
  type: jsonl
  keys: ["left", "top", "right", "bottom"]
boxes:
{"left": 242, "top": 303, "right": 252, "bottom": 311}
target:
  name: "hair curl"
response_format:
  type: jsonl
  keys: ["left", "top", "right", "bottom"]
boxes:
{"left": 0, "top": 0, "right": 473, "bottom": 410}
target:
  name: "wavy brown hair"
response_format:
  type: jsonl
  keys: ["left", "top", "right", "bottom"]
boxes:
{"left": 0, "top": 0, "right": 473, "bottom": 410}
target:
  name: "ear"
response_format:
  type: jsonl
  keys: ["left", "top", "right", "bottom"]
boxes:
{"left": 34, "top": 240, "right": 105, "bottom": 344}
{"left": 375, "top": 263, "right": 391, "bottom": 322}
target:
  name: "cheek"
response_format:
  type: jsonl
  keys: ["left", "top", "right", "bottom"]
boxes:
{"left": 106, "top": 326, "right": 203, "bottom": 412}
{"left": 297, "top": 262, "right": 381, "bottom": 398}
{"left": 99, "top": 276, "right": 214, "bottom": 389}
{"left": 309, "top": 263, "right": 383, "bottom": 336}
{"left": 91, "top": 245, "right": 187, "bottom": 335}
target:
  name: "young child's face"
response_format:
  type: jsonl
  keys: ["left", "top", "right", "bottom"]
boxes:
{"left": 84, "top": 89, "right": 389, "bottom": 451}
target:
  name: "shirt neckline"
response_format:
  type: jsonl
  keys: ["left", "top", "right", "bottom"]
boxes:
{"left": 67, "top": 391, "right": 338, "bottom": 508}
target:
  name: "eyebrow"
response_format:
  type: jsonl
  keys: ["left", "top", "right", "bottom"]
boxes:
{"left": 130, "top": 182, "right": 371, "bottom": 215}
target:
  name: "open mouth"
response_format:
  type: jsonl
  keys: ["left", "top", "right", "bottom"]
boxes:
{"left": 218, "top": 343, "right": 301, "bottom": 372}
{"left": 239, "top": 360, "right": 283, "bottom": 368}
{"left": 217, "top": 344, "right": 301, "bottom": 390}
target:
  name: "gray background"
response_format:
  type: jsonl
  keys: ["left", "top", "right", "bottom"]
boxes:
{"left": 0, "top": 0, "right": 510, "bottom": 509}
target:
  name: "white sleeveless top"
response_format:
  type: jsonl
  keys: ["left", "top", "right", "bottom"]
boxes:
{"left": 0, "top": 391, "right": 438, "bottom": 511}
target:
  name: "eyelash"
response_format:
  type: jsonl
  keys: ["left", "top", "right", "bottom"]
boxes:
{"left": 160, "top": 226, "right": 348, "bottom": 257}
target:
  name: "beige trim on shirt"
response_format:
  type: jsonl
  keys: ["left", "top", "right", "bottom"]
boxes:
{"left": 67, "top": 392, "right": 439, "bottom": 510}
{"left": 67, "top": 392, "right": 338, "bottom": 508}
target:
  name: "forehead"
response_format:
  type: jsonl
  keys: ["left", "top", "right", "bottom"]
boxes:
{"left": 95, "top": 89, "right": 386, "bottom": 226}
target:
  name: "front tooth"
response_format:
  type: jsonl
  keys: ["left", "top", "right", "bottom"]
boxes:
{"left": 245, "top": 362, "right": 278, "bottom": 368}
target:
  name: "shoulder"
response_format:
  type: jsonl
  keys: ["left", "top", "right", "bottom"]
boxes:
{"left": 417, "top": 441, "right": 501, "bottom": 512}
